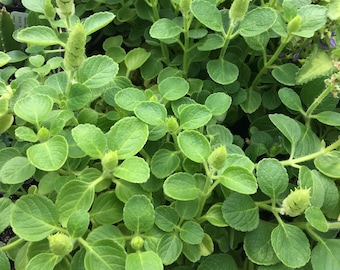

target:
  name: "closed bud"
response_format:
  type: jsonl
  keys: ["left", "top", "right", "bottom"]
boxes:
{"left": 208, "top": 145, "right": 227, "bottom": 170}
{"left": 166, "top": 116, "right": 179, "bottom": 134}
{"left": 37, "top": 127, "right": 50, "bottom": 142}
{"left": 48, "top": 233, "right": 73, "bottom": 256}
{"left": 281, "top": 188, "right": 310, "bottom": 217}
{"left": 287, "top": 15, "right": 302, "bottom": 34}
{"left": 102, "top": 150, "right": 118, "bottom": 171}
{"left": 56, "top": 0, "right": 74, "bottom": 17}
{"left": 180, "top": 0, "right": 192, "bottom": 14}
{"left": 130, "top": 235, "right": 144, "bottom": 250}
{"left": 229, "top": 0, "right": 250, "bottom": 22}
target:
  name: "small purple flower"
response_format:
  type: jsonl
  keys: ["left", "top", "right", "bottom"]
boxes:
{"left": 330, "top": 37, "right": 337, "bottom": 47}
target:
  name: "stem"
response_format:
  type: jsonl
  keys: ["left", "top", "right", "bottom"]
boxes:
{"left": 219, "top": 21, "right": 236, "bottom": 59}
{"left": 327, "top": 222, "right": 340, "bottom": 230}
{"left": 0, "top": 238, "right": 25, "bottom": 252}
{"left": 182, "top": 14, "right": 193, "bottom": 78}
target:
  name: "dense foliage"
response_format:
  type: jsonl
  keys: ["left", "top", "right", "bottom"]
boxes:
{"left": 0, "top": 0, "right": 340, "bottom": 269}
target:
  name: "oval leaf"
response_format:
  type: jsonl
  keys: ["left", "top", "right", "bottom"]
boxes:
{"left": 16, "top": 26, "right": 62, "bottom": 46}
{"left": 125, "top": 47, "right": 151, "bottom": 71}
{"left": 179, "top": 104, "right": 212, "bottom": 130}
{"left": 113, "top": 156, "right": 150, "bottom": 183}
{"left": 220, "top": 166, "right": 258, "bottom": 194}
{"left": 83, "top": 12, "right": 116, "bottom": 35}
{"left": 150, "top": 18, "right": 182, "bottom": 40}
{"left": 159, "top": 77, "right": 189, "bottom": 101}
{"left": 190, "top": 0, "right": 223, "bottom": 32}
{"left": 164, "top": 172, "right": 199, "bottom": 201}
{"left": 126, "top": 251, "right": 163, "bottom": 270}
{"left": 134, "top": 101, "right": 167, "bottom": 125}
{"left": 0, "top": 156, "right": 35, "bottom": 184}
{"left": 207, "top": 59, "right": 239, "bottom": 85}
{"left": 205, "top": 92, "right": 232, "bottom": 116}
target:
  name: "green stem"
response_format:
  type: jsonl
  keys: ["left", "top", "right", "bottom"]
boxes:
{"left": 327, "top": 222, "right": 340, "bottom": 230}
{"left": 219, "top": 21, "right": 236, "bottom": 59}
{"left": 0, "top": 238, "right": 25, "bottom": 252}
{"left": 182, "top": 14, "right": 193, "bottom": 78}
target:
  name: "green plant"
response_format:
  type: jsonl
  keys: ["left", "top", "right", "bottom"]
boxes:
{"left": 0, "top": 0, "right": 340, "bottom": 269}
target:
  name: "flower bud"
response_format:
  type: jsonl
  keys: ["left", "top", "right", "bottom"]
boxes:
{"left": 101, "top": 150, "right": 119, "bottom": 171}
{"left": 48, "top": 233, "right": 73, "bottom": 256}
{"left": 130, "top": 235, "right": 144, "bottom": 250}
{"left": 208, "top": 145, "right": 227, "bottom": 170}
{"left": 229, "top": 0, "right": 250, "bottom": 22}
{"left": 287, "top": 15, "right": 302, "bottom": 34}
{"left": 56, "top": 0, "right": 74, "bottom": 17}
{"left": 281, "top": 188, "right": 310, "bottom": 217}
{"left": 180, "top": 0, "right": 192, "bottom": 14}
{"left": 37, "top": 127, "right": 50, "bottom": 142}
{"left": 166, "top": 116, "right": 179, "bottom": 134}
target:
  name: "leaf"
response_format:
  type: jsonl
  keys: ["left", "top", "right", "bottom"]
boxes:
{"left": 244, "top": 221, "right": 280, "bottom": 266}
{"left": 205, "top": 92, "right": 232, "bottom": 116}
{"left": 328, "top": 0, "right": 340, "bottom": 20}
{"left": 159, "top": 76, "right": 189, "bottom": 101}
{"left": 0, "top": 157, "right": 35, "bottom": 184}
{"left": 190, "top": 0, "right": 223, "bottom": 32}
{"left": 26, "top": 253, "right": 59, "bottom": 270}
{"left": 240, "top": 89, "right": 262, "bottom": 113}
{"left": 0, "top": 250, "right": 10, "bottom": 270}
{"left": 197, "top": 254, "right": 238, "bottom": 270}
{"left": 106, "top": 117, "right": 148, "bottom": 159}
{"left": 123, "top": 195, "right": 155, "bottom": 232}
{"left": 15, "top": 126, "right": 38, "bottom": 142}
{"left": 15, "top": 26, "right": 62, "bottom": 46}
{"left": 115, "top": 180, "right": 151, "bottom": 203}
{"left": 134, "top": 101, "right": 167, "bottom": 125}
{"left": 157, "top": 234, "right": 183, "bottom": 265}
{"left": 14, "top": 94, "right": 53, "bottom": 126}
{"left": 11, "top": 194, "right": 59, "bottom": 241}
{"left": 203, "top": 203, "right": 228, "bottom": 227}
{"left": 55, "top": 180, "right": 95, "bottom": 227}
{"left": 155, "top": 206, "right": 179, "bottom": 232}
{"left": 239, "top": 7, "right": 277, "bottom": 37}
{"left": 278, "top": 87, "right": 303, "bottom": 112}
{"left": 294, "top": 5, "right": 327, "bottom": 37}
{"left": 243, "top": 32, "right": 270, "bottom": 51}
{"left": 163, "top": 172, "right": 199, "bottom": 201}
{"left": 271, "top": 223, "right": 311, "bottom": 268}
{"left": 305, "top": 206, "right": 328, "bottom": 232}
{"left": 83, "top": 12, "right": 115, "bottom": 35}
{"left": 219, "top": 166, "right": 258, "bottom": 194}
{"left": 66, "top": 83, "right": 92, "bottom": 111}
{"left": 151, "top": 149, "right": 180, "bottom": 179}
{"left": 222, "top": 193, "right": 259, "bottom": 232}
{"left": 180, "top": 221, "right": 204, "bottom": 245}
{"left": 182, "top": 242, "right": 201, "bottom": 263}
{"left": 115, "top": 87, "right": 146, "bottom": 111}
{"left": 197, "top": 33, "right": 225, "bottom": 51}
{"left": 22, "top": 0, "right": 44, "bottom": 13}
{"left": 269, "top": 114, "right": 301, "bottom": 145}
{"left": 77, "top": 55, "right": 119, "bottom": 89}
{"left": 67, "top": 209, "right": 90, "bottom": 238}
{"left": 84, "top": 239, "right": 126, "bottom": 270}
{"left": 256, "top": 158, "right": 289, "bottom": 198}
{"left": 207, "top": 59, "right": 239, "bottom": 85}
{"left": 86, "top": 225, "right": 125, "bottom": 247}
{"left": 175, "top": 199, "right": 200, "bottom": 219}
{"left": 149, "top": 18, "right": 182, "bottom": 40}
{"left": 0, "top": 52, "right": 10, "bottom": 67}
{"left": 314, "top": 151, "right": 340, "bottom": 178}
{"left": 311, "top": 240, "right": 340, "bottom": 270}
{"left": 113, "top": 156, "right": 150, "bottom": 183}
{"left": 179, "top": 104, "right": 212, "bottom": 129}
{"left": 272, "top": 63, "right": 299, "bottom": 86}
{"left": 177, "top": 130, "right": 210, "bottom": 163}
{"left": 314, "top": 111, "right": 340, "bottom": 126}
{"left": 0, "top": 198, "right": 13, "bottom": 234}
{"left": 296, "top": 49, "right": 333, "bottom": 84}
{"left": 27, "top": 135, "right": 68, "bottom": 171}
{"left": 125, "top": 47, "right": 151, "bottom": 71}
{"left": 126, "top": 251, "right": 163, "bottom": 270}
{"left": 72, "top": 124, "right": 106, "bottom": 158}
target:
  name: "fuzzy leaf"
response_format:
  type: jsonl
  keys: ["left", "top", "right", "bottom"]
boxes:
{"left": 83, "top": 12, "right": 115, "bottom": 35}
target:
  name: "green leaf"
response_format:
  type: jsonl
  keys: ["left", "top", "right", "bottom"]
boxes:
{"left": 243, "top": 32, "right": 270, "bottom": 51}
{"left": 115, "top": 87, "right": 146, "bottom": 111}
{"left": 123, "top": 195, "right": 155, "bottom": 232}
{"left": 311, "top": 240, "right": 340, "bottom": 270}
{"left": 22, "top": 0, "right": 44, "bottom": 13}
{"left": 134, "top": 101, "right": 167, "bottom": 125}
{"left": 149, "top": 18, "right": 182, "bottom": 40}
{"left": 26, "top": 253, "right": 59, "bottom": 270}
{"left": 163, "top": 172, "right": 199, "bottom": 201}
{"left": 115, "top": 180, "right": 151, "bottom": 203}
{"left": 222, "top": 193, "right": 259, "bottom": 232}
{"left": 207, "top": 59, "right": 239, "bottom": 85}
{"left": 14, "top": 94, "right": 53, "bottom": 126}
{"left": 179, "top": 104, "right": 212, "bottom": 129}
{"left": 271, "top": 223, "right": 311, "bottom": 268}
{"left": 84, "top": 239, "right": 126, "bottom": 270}
{"left": 72, "top": 124, "right": 106, "bottom": 158}
{"left": 278, "top": 87, "right": 303, "bottom": 112}
{"left": 183, "top": 242, "right": 201, "bottom": 263}
{"left": 296, "top": 49, "right": 333, "bottom": 84}
{"left": 0, "top": 157, "right": 35, "bottom": 184}
{"left": 155, "top": 206, "right": 179, "bottom": 232}
{"left": 294, "top": 5, "right": 327, "bottom": 37}
{"left": 244, "top": 221, "right": 280, "bottom": 266}
{"left": 328, "top": 0, "right": 340, "bottom": 20}
{"left": 67, "top": 209, "right": 90, "bottom": 238}
{"left": 66, "top": 83, "right": 92, "bottom": 111}
{"left": 157, "top": 234, "right": 183, "bottom": 265}
{"left": 180, "top": 221, "right": 204, "bottom": 245}
{"left": 83, "top": 12, "right": 115, "bottom": 36}
{"left": 159, "top": 77, "right": 189, "bottom": 101}
{"left": 272, "top": 63, "right": 299, "bottom": 86}
{"left": 151, "top": 149, "right": 180, "bottom": 179}
{"left": 126, "top": 251, "right": 163, "bottom": 270}
{"left": 223, "top": 154, "right": 254, "bottom": 172}
{"left": 269, "top": 114, "right": 301, "bottom": 145}
{"left": 314, "top": 111, "right": 340, "bottom": 126}
{"left": 305, "top": 206, "right": 328, "bottom": 232}
{"left": 113, "top": 156, "right": 150, "bottom": 183}
{"left": 77, "top": 55, "right": 118, "bottom": 89}
{"left": 86, "top": 225, "right": 125, "bottom": 247}
{"left": 0, "top": 250, "right": 10, "bottom": 270}
{"left": 11, "top": 194, "right": 59, "bottom": 241}
{"left": 219, "top": 166, "right": 258, "bottom": 194}
{"left": 197, "top": 254, "right": 238, "bottom": 270}
{"left": 107, "top": 117, "right": 148, "bottom": 159}
{"left": 0, "top": 52, "right": 10, "bottom": 67}
{"left": 27, "top": 135, "right": 68, "bottom": 171}
{"left": 0, "top": 198, "right": 13, "bottom": 234}
{"left": 175, "top": 199, "right": 200, "bottom": 219}
{"left": 240, "top": 90, "right": 262, "bottom": 113}
{"left": 125, "top": 48, "right": 151, "bottom": 71}
{"left": 205, "top": 92, "right": 232, "bottom": 116}
{"left": 256, "top": 158, "right": 289, "bottom": 198}
{"left": 197, "top": 33, "right": 225, "bottom": 51}
{"left": 190, "top": 0, "right": 223, "bottom": 32}
{"left": 15, "top": 26, "right": 62, "bottom": 46}
{"left": 203, "top": 203, "right": 228, "bottom": 227}
{"left": 177, "top": 130, "right": 210, "bottom": 163}
{"left": 56, "top": 180, "right": 95, "bottom": 227}
{"left": 314, "top": 151, "right": 340, "bottom": 178}
{"left": 15, "top": 126, "right": 38, "bottom": 142}
{"left": 239, "top": 7, "right": 277, "bottom": 37}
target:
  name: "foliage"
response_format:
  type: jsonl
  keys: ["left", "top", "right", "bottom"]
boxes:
{"left": 0, "top": 0, "right": 340, "bottom": 269}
